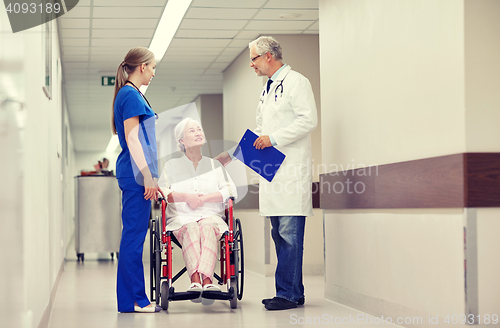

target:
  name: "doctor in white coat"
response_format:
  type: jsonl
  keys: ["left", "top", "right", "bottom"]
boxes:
{"left": 216, "top": 36, "right": 317, "bottom": 310}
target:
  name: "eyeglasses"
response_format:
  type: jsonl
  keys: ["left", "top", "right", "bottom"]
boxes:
{"left": 250, "top": 54, "right": 261, "bottom": 63}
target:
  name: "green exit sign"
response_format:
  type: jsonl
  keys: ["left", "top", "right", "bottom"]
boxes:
{"left": 102, "top": 76, "right": 115, "bottom": 86}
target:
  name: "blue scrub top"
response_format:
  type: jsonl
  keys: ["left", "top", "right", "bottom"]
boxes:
{"left": 114, "top": 85, "right": 158, "bottom": 181}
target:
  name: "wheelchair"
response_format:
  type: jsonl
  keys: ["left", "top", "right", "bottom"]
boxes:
{"left": 149, "top": 196, "right": 244, "bottom": 310}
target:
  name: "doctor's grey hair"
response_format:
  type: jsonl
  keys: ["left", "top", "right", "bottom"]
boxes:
{"left": 249, "top": 36, "right": 283, "bottom": 61}
{"left": 174, "top": 117, "right": 201, "bottom": 153}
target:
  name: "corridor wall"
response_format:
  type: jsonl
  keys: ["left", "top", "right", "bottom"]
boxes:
{"left": 319, "top": 0, "right": 500, "bottom": 325}
{"left": 0, "top": 12, "right": 75, "bottom": 328}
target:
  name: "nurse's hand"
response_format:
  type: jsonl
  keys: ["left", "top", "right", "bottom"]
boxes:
{"left": 254, "top": 135, "right": 271, "bottom": 150}
{"left": 185, "top": 193, "right": 204, "bottom": 209}
{"left": 144, "top": 175, "right": 160, "bottom": 201}
{"left": 215, "top": 151, "right": 232, "bottom": 167}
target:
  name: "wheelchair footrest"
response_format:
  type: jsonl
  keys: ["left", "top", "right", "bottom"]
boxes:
{"left": 201, "top": 287, "right": 234, "bottom": 300}
{"left": 169, "top": 290, "right": 202, "bottom": 301}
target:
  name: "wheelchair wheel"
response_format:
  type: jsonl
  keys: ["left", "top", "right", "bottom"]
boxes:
{"left": 234, "top": 218, "right": 244, "bottom": 300}
{"left": 154, "top": 218, "right": 162, "bottom": 305}
{"left": 160, "top": 281, "right": 169, "bottom": 310}
{"left": 230, "top": 277, "right": 237, "bottom": 309}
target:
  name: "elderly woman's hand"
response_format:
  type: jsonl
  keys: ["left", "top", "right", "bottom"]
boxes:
{"left": 184, "top": 193, "right": 204, "bottom": 209}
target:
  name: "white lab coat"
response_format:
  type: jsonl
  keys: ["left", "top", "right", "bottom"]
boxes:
{"left": 254, "top": 65, "right": 318, "bottom": 217}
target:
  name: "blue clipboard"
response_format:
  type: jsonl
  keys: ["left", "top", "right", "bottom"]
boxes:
{"left": 232, "top": 129, "right": 286, "bottom": 182}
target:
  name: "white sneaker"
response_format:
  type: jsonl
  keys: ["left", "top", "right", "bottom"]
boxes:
{"left": 188, "top": 282, "right": 202, "bottom": 303}
{"left": 134, "top": 304, "right": 161, "bottom": 313}
{"left": 201, "top": 284, "right": 221, "bottom": 306}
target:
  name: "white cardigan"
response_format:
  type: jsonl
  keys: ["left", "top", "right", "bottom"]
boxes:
{"left": 158, "top": 155, "right": 237, "bottom": 235}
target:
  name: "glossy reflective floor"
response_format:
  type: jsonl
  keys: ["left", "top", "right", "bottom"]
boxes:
{"left": 47, "top": 258, "right": 401, "bottom": 328}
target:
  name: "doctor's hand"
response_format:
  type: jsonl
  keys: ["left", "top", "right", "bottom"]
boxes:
{"left": 215, "top": 151, "right": 232, "bottom": 167}
{"left": 185, "top": 193, "right": 205, "bottom": 209}
{"left": 254, "top": 135, "right": 272, "bottom": 150}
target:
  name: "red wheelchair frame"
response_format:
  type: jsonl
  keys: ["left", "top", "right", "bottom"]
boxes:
{"left": 149, "top": 196, "right": 243, "bottom": 310}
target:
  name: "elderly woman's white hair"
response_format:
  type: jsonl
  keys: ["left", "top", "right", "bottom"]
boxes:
{"left": 174, "top": 117, "right": 202, "bottom": 152}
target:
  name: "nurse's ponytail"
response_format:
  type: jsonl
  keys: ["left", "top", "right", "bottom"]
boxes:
{"left": 111, "top": 46, "right": 155, "bottom": 135}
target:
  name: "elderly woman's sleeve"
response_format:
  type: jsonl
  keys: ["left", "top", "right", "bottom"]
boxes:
{"left": 217, "top": 167, "right": 237, "bottom": 202}
{"left": 157, "top": 163, "right": 173, "bottom": 197}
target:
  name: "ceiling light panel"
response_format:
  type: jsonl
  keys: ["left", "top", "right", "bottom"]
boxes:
{"left": 89, "top": 54, "right": 123, "bottom": 61}
{"left": 93, "top": 0, "right": 166, "bottom": 6}
{"left": 191, "top": 0, "right": 267, "bottom": 8}
{"left": 62, "top": 47, "right": 88, "bottom": 56}
{"left": 185, "top": 8, "right": 258, "bottom": 20}
{"left": 90, "top": 64, "right": 123, "bottom": 72}
{"left": 245, "top": 20, "right": 313, "bottom": 30}
{"left": 254, "top": 9, "right": 319, "bottom": 20}
{"left": 92, "top": 19, "right": 158, "bottom": 29}
{"left": 93, "top": 7, "right": 162, "bottom": 19}
{"left": 165, "top": 49, "right": 221, "bottom": 56}
{"left": 91, "top": 29, "right": 155, "bottom": 39}
{"left": 164, "top": 55, "right": 218, "bottom": 63}
{"left": 91, "top": 39, "right": 149, "bottom": 47}
{"left": 64, "top": 55, "right": 90, "bottom": 62}
{"left": 264, "top": 0, "right": 319, "bottom": 9}
{"left": 203, "top": 68, "right": 226, "bottom": 74}
{"left": 161, "top": 62, "right": 210, "bottom": 69}
{"left": 63, "top": 46, "right": 90, "bottom": 54}
{"left": 63, "top": 39, "right": 90, "bottom": 47}
{"left": 60, "top": 19, "right": 90, "bottom": 29}
{"left": 180, "top": 19, "right": 247, "bottom": 30}
{"left": 214, "top": 56, "right": 234, "bottom": 63}
{"left": 209, "top": 62, "right": 230, "bottom": 69}
{"left": 64, "top": 6, "right": 91, "bottom": 18}
{"left": 62, "top": 68, "right": 88, "bottom": 75}
{"left": 226, "top": 39, "right": 254, "bottom": 48}
{"left": 90, "top": 47, "right": 134, "bottom": 55}
{"left": 169, "top": 38, "right": 231, "bottom": 48}
{"left": 175, "top": 29, "right": 239, "bottom": 38}
{"left": 61, "top": 29, "right": 90, "bottom": 38}
{"left": 234, "top": 30, "right": 260, "bottom": 39}
{"left": 219, "top": 48, "right": 245, "bottom": 57}
{"left": 63, "top": 74, "right": 94, "bottom": 81}
{"left": 255, "top": 29, "right": 304, "bottom": 35}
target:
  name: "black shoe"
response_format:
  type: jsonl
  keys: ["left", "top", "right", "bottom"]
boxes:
{"left": 262, "top": 296, "right": 305, "bottom": 306}
{"left": 264, "top": 297, "right": 297, "bottom": 310}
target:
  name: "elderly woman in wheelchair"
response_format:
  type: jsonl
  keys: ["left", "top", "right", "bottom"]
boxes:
{"left": 158, "top": 118, "right": 237, "bottom": 306}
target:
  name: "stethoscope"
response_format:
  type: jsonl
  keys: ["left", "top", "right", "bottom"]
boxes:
{"left": 126, "top": 80, "right": 159, "bottom": 120}
{"left": 259, "top": 73, "right": 288, "bottom": 103}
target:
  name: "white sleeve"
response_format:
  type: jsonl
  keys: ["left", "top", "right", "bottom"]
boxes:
{"left": 157, "top": 162, "right": 173, "bottom": 196}
{"left": 217, "top": 166, "right": 237, "bottom": 201}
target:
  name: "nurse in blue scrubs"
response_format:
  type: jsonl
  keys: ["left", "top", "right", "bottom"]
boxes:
{"left": 111, "top": 46, "right": 168, "bottom": 313}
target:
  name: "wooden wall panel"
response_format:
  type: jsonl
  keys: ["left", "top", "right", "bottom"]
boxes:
{"left": 465, "top": 153, "right": 500, "bottom": 207}
{"left": 320, "top": 153, "right": 500, "bottom": 209}
{"left": 320, "top": 154, "right": 465, "bottom": 209}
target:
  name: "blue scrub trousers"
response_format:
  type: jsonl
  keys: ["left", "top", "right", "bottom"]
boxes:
{"left": 116, "top": 177, "right": 151, "bottom": 312}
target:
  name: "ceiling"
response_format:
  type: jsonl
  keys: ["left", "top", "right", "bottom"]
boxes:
{"left": 59, "top": 0, "right": 319, "bottom": 152}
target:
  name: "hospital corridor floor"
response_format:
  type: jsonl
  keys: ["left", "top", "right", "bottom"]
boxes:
{"left": 47, "top": 260, "right": 401, "bottom": 328}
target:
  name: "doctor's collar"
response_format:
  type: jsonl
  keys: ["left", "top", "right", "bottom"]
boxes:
{"left": 270, "top": 64, "right": 288, "bottom": 81}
